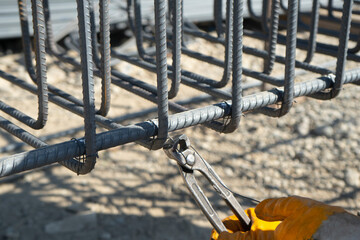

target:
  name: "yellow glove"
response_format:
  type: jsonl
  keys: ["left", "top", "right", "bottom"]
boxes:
{"left": 210, "top": 208, "right": 281, "bottom": 240}
{"left": 255, "top": 196, "right": 346, "bottom": 240}
{"left": 211, "top": 196, "right": 360, "bottom": 240}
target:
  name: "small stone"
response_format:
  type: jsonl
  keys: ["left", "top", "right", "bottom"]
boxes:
{"left": 304, "top": 139, "right": 315, "bottom": 151}
{"left": 344, "top": 169, "right": 360, "bottom": 187}
{"left": 295, "top": 168, "right": 305, "bottom": 176}
{"left": 313, "top": 126, "right": 334, "bottom": 138}
{"left": 224, "top": 167, "right": 234, "bottom": 176}
{"left": 335, "top": 123, "right": 350, "bottom": 139}
{"left": 295, "top": 152, "right": 305, "bottom": 161}
{"left": 296, "top": 117, "right": 311, "bottom": 136}
{"left": 296, "top": 181, "right": 307, "bottom": 189}
{"left": 272, "top": 179, "right": 282, "bottom": 188}
{"left": 287, "top": 148, "right": 296, "bottom": 159}
{"left": 295, "top": 151, "right": 313, "bottom": 163}
{"left": 321, "top": 151, "right": 334, "bottom": 162}
{"left": 333, "top": 180, "right": 346, "bottom": 189}
{"left": 45, "top": 212, "right": 97, "bottom": 234}
{"left": 263, "top": 176, "right": 272, "bottom": 184}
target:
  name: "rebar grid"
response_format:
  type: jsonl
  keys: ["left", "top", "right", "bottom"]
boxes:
{"left": 0, "top": 0, "right": 359, "bottom": 178}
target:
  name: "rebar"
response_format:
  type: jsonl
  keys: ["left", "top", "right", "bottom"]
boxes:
{"left": 0, "top": 0, "right": 49, "bottom": 130}
{"left": 0, "top": 0, "right": 359, "bottom": 178}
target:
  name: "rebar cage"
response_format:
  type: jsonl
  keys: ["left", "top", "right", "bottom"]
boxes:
{"left": 0, "top": 0, "right": 359, "bottom": 178}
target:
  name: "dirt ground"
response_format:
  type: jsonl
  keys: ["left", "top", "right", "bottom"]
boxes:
{"left": 0, "top": 27, "right": 359, "bottom": 240}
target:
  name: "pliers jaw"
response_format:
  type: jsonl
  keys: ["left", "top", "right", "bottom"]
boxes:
{"left": 163, "top": 134, "right": 195, "bottom": 168}
{"left": 163, "top": 134, "right": 252, "bottom": 234}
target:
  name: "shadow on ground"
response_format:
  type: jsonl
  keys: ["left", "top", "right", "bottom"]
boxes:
{"left": 0, "top": 163, "right": 215, "bottom": 240}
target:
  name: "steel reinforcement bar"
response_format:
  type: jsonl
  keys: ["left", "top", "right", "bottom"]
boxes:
{"left": 0, "top": 0, "right": 359, "bottom": 177}
{"left": 1, "top": 68, "right": 360, "bottom": 177}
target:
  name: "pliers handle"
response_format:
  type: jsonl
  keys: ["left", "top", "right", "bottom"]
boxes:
{"left": 163, "top": 135, "right": 251, "bottom": 234}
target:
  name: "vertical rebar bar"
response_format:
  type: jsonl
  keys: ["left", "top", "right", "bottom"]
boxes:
{"left": 168, "top": 0, "right": 182, "bottom": 99}
{"left": 331, "top": 0, "right": 353, "bottom": 98}
{"left": 263, "top": 0, "right": 280, "bottom": 74}
{"left": 133, "top": 0, "right": 154, "bottom": 59}
{"left": 151, "top": 0, "right": 169, "bottom": 149}
{"left": 75, "top": 0, "right": 98, "bottom": 174}
{"left": 222, "top": 0, "right": 243, "bottom": 133}
{"left": 98, "top": 0, "right": 112, "bottom": 115}
{"left": 214, "top": 0, "right": 224, "bottom": 37}
{"left": 311, "top": 0, "right": 354, "bottom": 100}
{"left": 1, "top": 0, "right": 49, "bottom": 130}
{"left": 257, "top": 0, "right": 297, "bottom": 117}
{"left": 304, "top": 0, "right": 320, "bottom": 63}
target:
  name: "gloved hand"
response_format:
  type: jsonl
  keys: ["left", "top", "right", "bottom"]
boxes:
{"left": 211, "top": 196, "right": 360, "bottom": 240}
{"left": 210, "top": 208, "right": 281, "bottom": 240}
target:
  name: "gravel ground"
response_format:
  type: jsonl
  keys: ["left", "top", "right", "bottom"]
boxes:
{"left": 0, "top": 29, "right": 359, "bottom": 240}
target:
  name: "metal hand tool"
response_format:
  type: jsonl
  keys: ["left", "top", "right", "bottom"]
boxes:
{"left": 163, "top": 134, "right": 251, "bottom": 234}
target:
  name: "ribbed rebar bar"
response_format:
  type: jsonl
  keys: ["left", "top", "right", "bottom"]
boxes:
{"left": 304, "top": 0, "right": 320, "bottom": 63}
{"left": 132, "top": 0, "right": 155, "bottom": 59}
{"left": 1, "top": 67, "right": 360, "bottom": 178}
{"left": 168, "top": 0, "right": 182, "bottom": 99}
{"left": 2, "top": 0, "right": 49, "bottom": 130}
{"left": 311, "top": 0, "right": 354, "bottom": 100}
{"left": 98, "top": 0, "right": 112, "bottom": 115}
{"left": 2, "top": 0, "right": 359, "bottom": 179}
{"left": 150, "top": 0, "right": 169, "bottom": 149}
{"left": 257, "top": 0, "right": 297, "bottom": 117}
{"left": 43, "top": 0, "right": 111, "bottom": 116}
{"left": 73, "top": 0, "right": 97, "bottom": 174}
{"left": 0, "top": 116, "right": 92, "bottom": 174}
{"left": 330, "top": 0, "right": 353, "bottom": 98}
{"left": 178, "top": 0, "right": 233, "bottom": 88}
{"left": 263, "top": 0, "right": 280, "bottom": 74}
{"left": 221, "top": 0, "right": 243, "bottom": 133}
{"left": 88, "top": 0, "right": 112, "bottom": 116}
{"left": 110, "top": 51, "right": 232, "bottom": 99}
{"left": 214, "top": 0, "right": 224, "bottom": 37}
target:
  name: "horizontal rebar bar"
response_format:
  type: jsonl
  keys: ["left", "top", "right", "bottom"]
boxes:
{"left": 1, "top": 68, "right": 359, "bottom": 178}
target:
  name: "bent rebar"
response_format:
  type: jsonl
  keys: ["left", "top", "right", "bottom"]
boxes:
{"left": 0, "top": 0, "right": 49, "bottom": 130}
{"left": 0, "top": 0, "right": 359, "bottom": 180}
{"left": 256, "top": 0, "right": 297, "bottom": 117}
{"left": 74, "top": 0, "right": 98, "bottom": 174}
